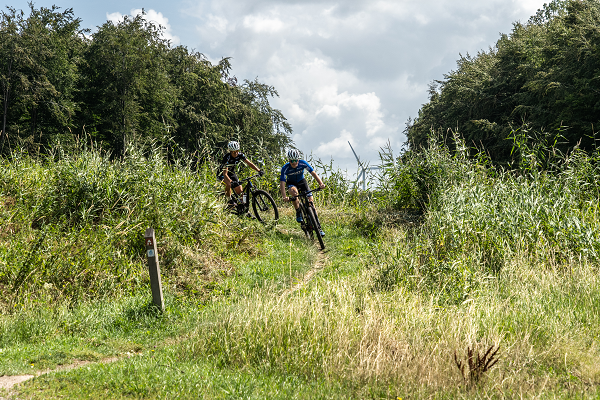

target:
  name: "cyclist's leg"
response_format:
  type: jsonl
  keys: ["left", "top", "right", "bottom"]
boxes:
{"left": 219, "top": 175, "right": 235, "bottom": 207}
{"left": 223, "top": 174, "right": 233, "bottom": 198}
{"left": 287, "top": 183, "right": 303, "bottom": 222}
{"left": 288, "top": 185, "right": 300, "bottom": 206}
{"left": 230, "top": 173, "right": 243, "bottom": 197}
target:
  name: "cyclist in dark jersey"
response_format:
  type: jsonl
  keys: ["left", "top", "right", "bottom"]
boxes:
{"left": 219, "top": 141, "right": 263, "bottom": 203}
{"left": 280, "top": 149, "right": 326, "bottom": 236}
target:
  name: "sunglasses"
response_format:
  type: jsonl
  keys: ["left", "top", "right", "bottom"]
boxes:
{"left": 289, "top": 159, "right": 299, "bottom": 163}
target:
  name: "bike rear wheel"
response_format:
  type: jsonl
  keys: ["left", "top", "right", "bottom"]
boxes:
{"left": 252, "top": 190, "right": 279, "bottom": 223}
{"left": 306, "top": 206, "right": 325, "bottom": 250}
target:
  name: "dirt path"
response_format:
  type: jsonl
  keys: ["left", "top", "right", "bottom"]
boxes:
{"left": 0, "top": 356, "right": 119, "bottom": 395}
{"left": 282, "top": 244, "right": 328, "bottom": 296}
{"left": 0, "top": 374, "right": 33, "bottom": 390}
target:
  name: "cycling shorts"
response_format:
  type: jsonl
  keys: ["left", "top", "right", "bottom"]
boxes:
{"left": 287, "top": 179, "right": 312, "bottom": 196}
{"left": 219, "top": 172, "right": 241, "bottom": 189}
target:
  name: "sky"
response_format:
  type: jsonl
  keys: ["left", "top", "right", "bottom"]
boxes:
{"left": 7, "top": 0, "right": 549, "bottom": 176}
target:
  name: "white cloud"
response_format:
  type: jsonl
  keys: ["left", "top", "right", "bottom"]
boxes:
{"left": 316, "top": 130, "right": 354, "bottom": 156}
{"left": 512, "top": 0, "right": 546, "bottom": 18}
{"left": 316, "top": 104, "right": 340, "bottom": 118}
{"left": 339, "top": 92, "right": 384, "bottom": 137}
{"left": 207, "top": 14, "right": 230, "bottom": 33}
{"left": 243, "top": 14, "right": 285, "bottom": 33}
{"left": 106, "top": 11, "right": 124, "bottom": 24}
{"left": 182, "top": 0, "right": 549, "bottom": 171}
{"left": 106, "top": 9, "right": 180, "bottom": 46}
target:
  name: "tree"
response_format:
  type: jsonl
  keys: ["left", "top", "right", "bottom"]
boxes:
{"left": 0, "top": 5, "right": 293, "bottom": 160}
{"left": 407, "top": 0, "right": 600, "bottom": 164}
{"left": 0, "top": 4, "right": 84, "bottom": 153}
{"left": 79, "top": 12, "right": 175, "bottom": 155}
{"left": 165, "top": 49, "right": 292, "bottom": 161}
{"left": 0, "top": 7, "right": 28, "bottom": 152}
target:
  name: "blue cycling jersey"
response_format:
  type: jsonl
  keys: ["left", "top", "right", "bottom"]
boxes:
{"left": 280, "top": 160, "right": 314, "bottom": 184}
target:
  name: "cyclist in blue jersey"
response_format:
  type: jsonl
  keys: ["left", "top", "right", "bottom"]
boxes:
{"left": 280, "top": 149, "right": 326, "bottom": 236}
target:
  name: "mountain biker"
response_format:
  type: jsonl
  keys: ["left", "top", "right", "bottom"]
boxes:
{"left": 219, "top": 141, "right": 263, "bottom": 205}
{"left": 280, "top": 149, "right": 326, "bottom": 236}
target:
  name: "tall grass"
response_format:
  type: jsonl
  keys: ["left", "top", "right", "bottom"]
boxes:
{"left": 3, "top": 129, "right": 600, "bottom": 397}
{"left": 373, "top": 131, "right": 600, "bottom": 303}
{"left": 177, "top": 258, "right": 600, "bottom": 395}
{"left": 170, "top": 132, "right": 600, "bottom": 394}
{"left": 0, "top": 141, "right": 251, "bottom": 311}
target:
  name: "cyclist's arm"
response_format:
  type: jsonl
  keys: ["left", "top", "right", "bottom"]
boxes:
{"left": 280, "top": 181, "right": 289, "bottom": 201}
{"left": 310, "top": 171, "right": 326, "bottom": 189}
{"left": 244, "top": 159, "right": 261, "bottom": 173}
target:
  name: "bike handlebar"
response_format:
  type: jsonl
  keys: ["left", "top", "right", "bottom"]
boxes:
{"left": 288, "top": 187, "right": 323, "bottom": 201}
{"left": 238, "top": 173, "right": 262, "bottom": 183}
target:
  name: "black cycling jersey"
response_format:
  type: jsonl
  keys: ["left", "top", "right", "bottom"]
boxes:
{"left": 219, "top": 152, "right": 247, "bottom": 176}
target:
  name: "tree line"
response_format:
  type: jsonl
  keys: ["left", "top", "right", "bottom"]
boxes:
{"left": 407, "top": 0, "right": 600, "bottom": 164}
{"left": 0, "top": 4, "right": 292, "bottom": 160}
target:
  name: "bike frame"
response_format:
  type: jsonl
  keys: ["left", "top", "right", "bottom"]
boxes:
{"left": 291, "top": 188, "right": 324, "bottom": 248}
{"left": 231, "top": 174, "right": 259, "bottom": 214}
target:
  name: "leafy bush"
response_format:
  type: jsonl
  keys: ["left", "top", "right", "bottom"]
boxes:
{"left": 407, "top": 0, "right": 600, "bottom": 162}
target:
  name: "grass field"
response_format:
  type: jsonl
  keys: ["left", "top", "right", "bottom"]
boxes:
{"left": 1, "top": 140, "right": 600, "bottom": 399}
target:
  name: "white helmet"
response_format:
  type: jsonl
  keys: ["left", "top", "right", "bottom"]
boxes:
{"left": 227, "top": 141, "right": 240, "bottom": 151}
{"left": 287, "top": 149, "right": 300, "bottom": 160}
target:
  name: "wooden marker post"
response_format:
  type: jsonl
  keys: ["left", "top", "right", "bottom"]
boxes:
{"left": 144, "top": 228, "right": 164, "bottom": 311}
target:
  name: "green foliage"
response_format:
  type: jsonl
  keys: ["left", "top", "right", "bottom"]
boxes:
{"left": 408, "top": 0, "right": 600, "bottom": 163}
{"left": 1, "top": 146, "right": 600, "bottom": 397}
{"left": 377, "top": 133, "right": 473, "bottom": 211}
{"left": 0, "top": 5, "right": 291, "bottom": 160}
{"left": 374, "top": 131, "right": 600, "bottom": 304}
{"left": 78, "top": 13, "right": 175, "bottom": 155}
{"left": 0, "top": 4, "right": 85, "bottom": 151}
{"left": 0, "top": 141, "right": 226, "bottom": 308}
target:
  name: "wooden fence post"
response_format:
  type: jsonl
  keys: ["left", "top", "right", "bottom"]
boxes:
{"left": 144, "top": 228, "right": 164, "bottom": 311}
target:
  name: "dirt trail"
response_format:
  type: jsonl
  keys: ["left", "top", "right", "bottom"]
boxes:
{"left": 0, "top": 374, "right": 33, "bottom": 390}
{"left": 282, "top": 244, "right": 328, "bottom": 296}
{"left": 0, "top": 356, "right": 119, "bottom": 394}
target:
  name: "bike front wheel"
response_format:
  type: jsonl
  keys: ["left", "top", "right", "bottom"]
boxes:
{"left": 252, "top": 190, "right": 279, "bottom": 223}
{"left": 301, "top": 206, "right": 313, "bottom": 240}
{"left": 306, "top": 206, "right": 325, "bottom": 250}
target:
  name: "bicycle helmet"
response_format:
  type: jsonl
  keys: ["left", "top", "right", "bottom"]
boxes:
{"left": 227, "top": 141, "right": 240, "bottom": 151}
{"left": 287, "top": 149, "right": 300, "bottom": 160}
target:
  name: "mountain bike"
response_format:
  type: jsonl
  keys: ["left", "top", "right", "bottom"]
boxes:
{"left": 290, "top": 187, "right": 325, "bottom": 250}
{"left": 226, "top": 174, "right": 279, "bottom": 224}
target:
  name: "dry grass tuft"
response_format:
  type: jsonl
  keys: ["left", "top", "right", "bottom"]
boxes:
{"left": 454, "top": 344, "right": 500, "bottom": 388}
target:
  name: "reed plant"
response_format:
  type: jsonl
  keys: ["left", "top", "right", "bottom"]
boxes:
{"left": 0, "top": 141, "right": 252, "bottom": 311}
{"left": 374, "top": 130, "right": 600, "bottom": 303}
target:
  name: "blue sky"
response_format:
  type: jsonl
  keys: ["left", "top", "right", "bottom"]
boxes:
{"left": 7, "top": 0, "right": 548, "bottom": 175}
